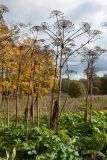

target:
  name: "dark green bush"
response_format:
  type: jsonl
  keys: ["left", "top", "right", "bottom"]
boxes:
{"left": 68, "top": 80, "right": 86, "bottom": 97}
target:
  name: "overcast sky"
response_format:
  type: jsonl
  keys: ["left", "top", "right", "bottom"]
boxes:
{"left": 0, "top": 0, "right": 107, "bottom": 79}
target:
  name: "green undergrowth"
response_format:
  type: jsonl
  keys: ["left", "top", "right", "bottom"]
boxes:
{"left": 0, "top": 111, "right": 107, "bottom": 159}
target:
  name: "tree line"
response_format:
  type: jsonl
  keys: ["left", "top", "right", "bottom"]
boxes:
{"left": 61, "top": 75, "right": 107, "bottom": 97}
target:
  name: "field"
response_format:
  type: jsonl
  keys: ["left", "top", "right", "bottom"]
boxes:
{"left": 0, "top": 2, "right": 107, "bottom": 159}
{"left": 0, "top": 94, "right": 107, "bottom": 125}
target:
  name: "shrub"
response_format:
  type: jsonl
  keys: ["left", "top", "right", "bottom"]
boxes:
{"left": 68, "top": 80, "right": 86, "bottom": 97}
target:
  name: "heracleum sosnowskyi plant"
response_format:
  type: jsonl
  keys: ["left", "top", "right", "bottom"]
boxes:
{"left": 79, "top": 46, "right": 106, "bottom": 122}
{"left": 35, "top": 10, "right": 101, "bottom": 130}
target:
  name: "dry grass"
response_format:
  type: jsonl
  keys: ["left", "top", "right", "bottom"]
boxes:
{"left": 0, "top": 94, "right": 107, "bottom": 124}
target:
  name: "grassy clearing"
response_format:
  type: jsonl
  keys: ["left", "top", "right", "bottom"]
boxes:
{"left": 0, "top": 94, "right": 107, "bottom": 125}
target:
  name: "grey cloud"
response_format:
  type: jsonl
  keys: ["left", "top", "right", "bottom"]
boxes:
{"left": 0, "top": 0, "right": 48, "bottom": 24}
{"left": 0, "top": 0, "right": 105, "bottom": 25}
{"left": 102, "top": 21, "right": 107, "bottom": 27}
{"left": 0, "top": 0, "right": 72, "bottom": 24}
{"left": 68, "top": 54, "right": 107, "bottom": 75}
{"left": 96, "top": 55, "right": 107, "bottom": 72}
{"left": 68, "top": 1, "right": 102, "bottom": 23}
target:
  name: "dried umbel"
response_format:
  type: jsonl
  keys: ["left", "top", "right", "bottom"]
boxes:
{"left": 19, "top": 23, "right": 26, "bottom": 28}
{"left": 89, "top": 30, "right": 102, "bottom": 39}
{"left": 50, "top": 10, "right": 64, "bottom": 18}
{"left": 59, "top": 19, "right": 74, "bottom": 30}
{"left": 94, "top": 46, "right": 106, "bottom": 54}
{"left": 80, "top": 47, "right": 106, "bottom": 62}
{"left": 41, "top": 22, "right": 49, "bottom": 31}
{"left": 31, "top": 25, "right": 41, "bottom": 32}
{"left": 62, "top": 47, "right": 72, "bottom": 55}
{"left": 0, "top": 4, "right": 9, "bottom": 14}
{"left": 0, "top": 5, "right": 9, "bottom": 21}
{"left": 82, "top": 22, "right": 91, "bottom": 34}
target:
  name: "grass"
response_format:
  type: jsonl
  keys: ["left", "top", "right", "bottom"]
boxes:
{"left": 0, "top": 94, "right": 107, "bottom": 125}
